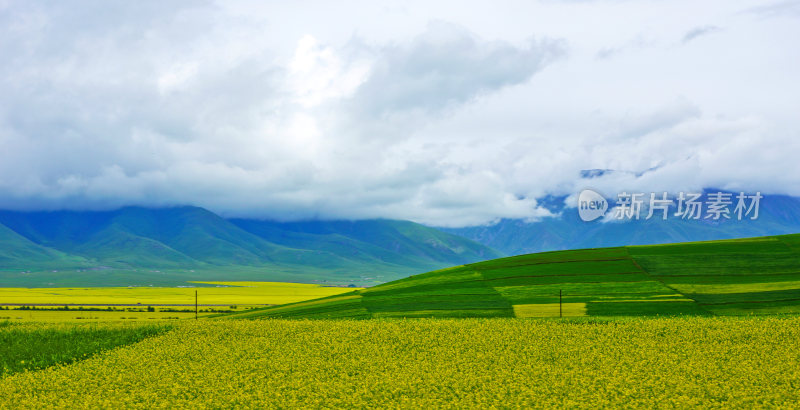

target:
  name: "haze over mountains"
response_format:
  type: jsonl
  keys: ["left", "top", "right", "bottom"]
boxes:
{"left": 444, "top": 193, "right": 800, "bottom": 255}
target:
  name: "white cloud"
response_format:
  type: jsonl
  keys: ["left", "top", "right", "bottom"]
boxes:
{"left": 682, "top": 25, "right": 722, "bottom": 43}
{"left": 288, "top": 35, "right": 370, "bottom": 107}
{"left": 0, "top": 0, "right": 798, "bottom": 227}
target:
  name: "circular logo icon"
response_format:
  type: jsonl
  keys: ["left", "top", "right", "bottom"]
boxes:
{"left": 578, "top": 189, "right": 608, "bottom": 222}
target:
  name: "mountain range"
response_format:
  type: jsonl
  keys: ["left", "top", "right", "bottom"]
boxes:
{"left": 2, "top": 192, "right": 799, "bottom": 287}
{"left": 0, "top": 207, "right": 501, "bottom": 287}
{"left": 443, "top": 193, "right": 800, "bottom": 255}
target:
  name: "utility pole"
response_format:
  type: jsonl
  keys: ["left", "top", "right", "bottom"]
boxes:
{"left": 195, "top": 290, "right": 198, "bottom": 320}
{"left": 559, "top": 289, "right": 562, "bottom": 318}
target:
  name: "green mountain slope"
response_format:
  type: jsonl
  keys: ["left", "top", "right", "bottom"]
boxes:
{"left": 230, "top": 219, "right": 503, "bottom": 270}
{"left": 71, "top": 226, "right": 201, "bottom": 268}
{"left": 0, "top": 224, "right": 90, "bottom": 269}
{"left": 108, "top": 207, "right": 280, "bottom": 265}
{"left": 225, "top": 234, "right": 800, "bottom": 319}
{"left": 0, "top": 207, "right": 502, "bottom": 285}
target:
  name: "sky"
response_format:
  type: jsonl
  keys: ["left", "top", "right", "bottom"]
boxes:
{"left": 0, "top": 0, "right": 798, "bottom": 227}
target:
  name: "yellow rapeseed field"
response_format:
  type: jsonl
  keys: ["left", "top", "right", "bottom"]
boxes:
{"left": 0, "top": 282, "right": 358, "bottom": 306}
{"left": 1, "top": 317, "right": 799, "bottom": 408}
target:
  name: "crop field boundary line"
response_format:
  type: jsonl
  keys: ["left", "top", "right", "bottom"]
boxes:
{"left": 508, "top": 292, "right": 681, "bottom": 300}
{"left": 697, "top": 297, "right": 800, "bottom": 306}
{"left": 365, "top": 307, "right": 513, "bottom": 313}
{"left": 363, "top": 293, "right": 506, "bottom": 299}
{"left": 651, "top": 271, "right": 800, "bottom": 278}
{"left": 477, "top": 271, "right": 645, "bottom": 281}
{"left": 626, "top": 248, "right": 715, "bottom": 315}
{"left": 367, "top": 272, "right": 648, "bottom": 295}
{"left": 465, "top": 257, "right": 630, "bottom": 270}
{"left": 776, "top": 237, "right": 800, "bottom": 253}
{"left": 489, "top": 278, "right": 659, "bottom": 286}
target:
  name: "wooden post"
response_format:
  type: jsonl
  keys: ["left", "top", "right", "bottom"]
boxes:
{"left": 195, "top": 290, "right": 198, "bottom": 320}
{"left": 559, "top": 289, "right": 562, "bottom": 317}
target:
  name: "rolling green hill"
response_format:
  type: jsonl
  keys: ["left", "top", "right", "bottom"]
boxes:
{"left": 224, "top": 234, "right": 800, "bottom": 319}
{"left": 0, "top": 224, "right": 91, "bottom": 269}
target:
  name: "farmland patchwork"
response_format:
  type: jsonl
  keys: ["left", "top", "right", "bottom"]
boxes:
{"left": 226, "top": 234, "right": 800, "bottom": 319}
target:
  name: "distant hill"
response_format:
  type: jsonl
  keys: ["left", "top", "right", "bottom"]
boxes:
{"left": 223, "top": 234, "right": 800, "bottom": 319}
{"left": 0, "top": 223, "right": 90, "bottom": 269}
{"left": 229, "top": 219, "right": 498, "bottom": 269}
{"left": 442, "top": 193, "right": 800, "bottom": 255}
{"left": 0, "top": 207, "right": 502, "bottom": 286}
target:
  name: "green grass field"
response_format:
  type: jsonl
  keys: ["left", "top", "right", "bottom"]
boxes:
{"left": 0, "top": 322, "right": 171, "bottom": 376}
{"left": 224, "top": 234, "right": 800, "bottom": 319}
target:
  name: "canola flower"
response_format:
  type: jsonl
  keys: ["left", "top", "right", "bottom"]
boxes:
{"left": 0, "top": 281, "right": 357, "bottom": 306}
{"left": 0, "top": 317, "right": 799, "bottom": 408}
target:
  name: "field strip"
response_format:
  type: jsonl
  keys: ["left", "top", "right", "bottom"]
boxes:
{"left": 698, "top": 297, "right": 800, "bottom": 306}
{"left": 513, "top": 303, "right": 586, "bottom": 317}
{"left": 373, "top": 272, "right": 647, "bottom": 293}
{"left": 670, "top": 280, "right": 800, "bottom": 295}
{"left": 465, "top": 257, "right": 630, "bottom": 269}
{"left": 0, "top": 282, "right": 357, "bottom": 306}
